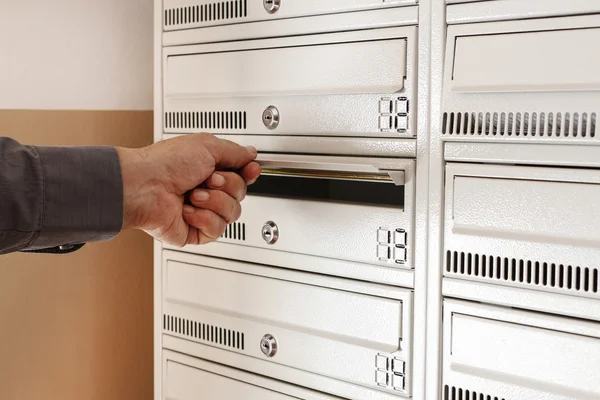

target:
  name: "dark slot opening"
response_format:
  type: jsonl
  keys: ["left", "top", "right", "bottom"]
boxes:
{"left": 247, "top": 174, "right": 404, "bottom": 208}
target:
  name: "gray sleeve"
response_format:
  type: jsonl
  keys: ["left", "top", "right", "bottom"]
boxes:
{"left": 0, "top": 136, "right": 124, "bottom": 255}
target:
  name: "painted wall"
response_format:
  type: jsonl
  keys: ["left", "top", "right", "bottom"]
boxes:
{"left": 0, "top": 1, "right": 154, "bottom": 400}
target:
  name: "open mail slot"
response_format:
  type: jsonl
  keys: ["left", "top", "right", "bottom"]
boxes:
{"left": 184, "top": 154, "right": 415, "bottom": 274}
{"left": 443, "top": 299, "right": 600, "bottom": 400}
{"left": 163, "top": 26, "right": 416, "bottom": 138}
{"left": 441, "top": 15, "right": 600, "bottom": 140}
{"left": 444, "top": 162, "right": 600, "bottom": 300}
{"left": 161, "top": 250, "right": 414, "bottom": 397}
{"left": 164, "top": 351, "right": 340, "bottom": 400}
{"left": 163, "top": 0, "right": 415, "bottom": 31}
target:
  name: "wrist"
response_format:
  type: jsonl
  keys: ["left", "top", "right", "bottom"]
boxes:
{"left": 116, "top": 145, "right": 156, "bottom": 230}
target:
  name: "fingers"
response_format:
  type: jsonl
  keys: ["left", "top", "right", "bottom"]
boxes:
{"left": 204, "top": 171, "right": 247, "bottom": 201}
{"left": 182, "top": 206, "right": 227, "bottom": 244}
{"left": 204, "top": 136, "right": 258, "bottom": 170}
{"left": 240, "top": 161, "right": 262, "bottom": 184}
{"left": 189, "top": 188, "right": 242, "bottom": 223}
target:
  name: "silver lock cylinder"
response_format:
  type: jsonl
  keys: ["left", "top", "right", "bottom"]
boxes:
{"left": 262, "top": 106, "right": 280, "bottom": 130}
{"left": 260, "top": 334, "right": 277, "bottom": 357}
{"left": 263, "top": 0, "right": 280, "bottom": 14}
{"left": 261, "top": 221, "right": 279, "bottom": 245}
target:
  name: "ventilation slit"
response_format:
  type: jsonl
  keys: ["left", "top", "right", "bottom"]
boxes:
{"left": 442, "top": 113, "right": 448, "bottom": 134}
{"left": 446, "top": 251, "right": 599, "bottom": 297}
{"left": 511, "top": 258, "right": 516, "bottom": 282}
{"left": 519, "top": 259, "right": 524, "bottom": 282}
{"left": 443, "top": 385, "right": 505, "bottom": 400}
{"left": 559, "top": 264, "right": 565, "bottom": 288}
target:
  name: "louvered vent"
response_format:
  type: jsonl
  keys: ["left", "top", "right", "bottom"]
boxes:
{"left": 442, "top": 111, "right": 597, "bottom": 138}
{"left": 446, "top": 250, "right": 600, "bottom": 295}
{"left": 164, "top": 0, "right": 248, "bottom": 27}
{"left": 221, "top": 222, "right": 245, "bottom": 241}
{"left": 163, "top": 314, "right": 245, "bottom": 350}
{"left": 444, "top": 385, "right": 505, "bottom": 400}
{"left": 164, "top": 111, "right": 247, "bottom": 130}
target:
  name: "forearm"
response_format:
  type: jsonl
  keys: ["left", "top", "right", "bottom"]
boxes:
{"left": 0, "top": 136, "right": 124, "bottom": 255}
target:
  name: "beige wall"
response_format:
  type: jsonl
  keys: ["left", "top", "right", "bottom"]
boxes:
{"left": 0, "top": 1, "right": 154, "bottom": 399}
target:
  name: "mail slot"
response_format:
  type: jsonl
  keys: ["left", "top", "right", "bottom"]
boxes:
{"left": 163, "top": 0, "right": 415, "bottom": 31}
{"left": 444, "top": 162, "right": 600, "bottom": 300}
{"left": 164, "top": 350, "right": 341, "bottom": 400}
{"left": 161, "top": 250, "right": 414, "bottom": 397}
{"left": 179, "top": 154, "right": 415, "bottom": 275}
{"left": 162, "top": 26, "right": 416, "bottom": 138}
{"left": 441, "top": 15, "right": 600, "bottom": 140}
{"left": 443, "top": 299, "right": 600, "bottom": 400}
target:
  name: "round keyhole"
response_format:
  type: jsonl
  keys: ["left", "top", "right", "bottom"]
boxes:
{"left": 262, "top": 106, "right": 279, "bottom": 130}
{"left": 263, "top": 0, "right": 280, "bottom": 13}
{"left": 261, "top": 221, "right": 279, "bottom": 244}
{"left": 260, "top": 334, "right": 277, "bottom": 357}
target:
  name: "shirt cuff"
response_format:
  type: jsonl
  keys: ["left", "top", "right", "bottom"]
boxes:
{"left": 28, "top": 145, "right": 124, "bottom": 250}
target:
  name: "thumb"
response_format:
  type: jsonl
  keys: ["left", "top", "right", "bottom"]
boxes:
{"left": 207, "top": 137, "right": 257, "bottom": 170}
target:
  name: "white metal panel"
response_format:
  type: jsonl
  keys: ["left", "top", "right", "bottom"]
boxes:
{"left": 443, "top": 278, "right": 600, "bottom": 324}
{"left": 444, "top": 142, "right": 600, "bottom": 168}
{"left": 441, "top": 15, "right": 600, "bottom": 143}
{"left": 443, "top": 299, "right": 600, "bottom": 400}
{"left": 163, "top": 6, "right": 418, "bottom": 47}
{"left": 162, "top": 26, "right": 416, "bottom": 139}
{"left": 453, "top": 177, "right": 600, "bottom": 242}
{"left": 447, "top": 0, "right": 600, "bottom": 24}
{"left": 165, "top": 240, "right": 415, "bottom": 288}
{"left": 162, "top": 0, "right": 415, "bottom": 31}
{"left": 167, "top": 361, "right": 300, "bottom": 399}
{"left": 452, "top": 29, "right": 600, "bottom": 93}
{"left": 444, "top": 162, "right": 600, "bottom": 301}
{"left": 161, "top": 250, "right": 414, "bottom": 397}
{"left": 162, "top": 133, "right": 417, "bottom": 158}
{"left": 178, "top": 153, "right": 416, "bottom": 273}
{"left": 165, "top": 260, "right": 402, "bottom": 347}
{"left": 166, "top": 40, "right": 406, "bottom": 97}
{"left": 164, "top": 351, "right": 342, "bottom": 399}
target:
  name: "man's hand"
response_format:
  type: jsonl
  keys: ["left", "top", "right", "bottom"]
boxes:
{"left": 116, "top": 134, "right": 261, "bottom": 246}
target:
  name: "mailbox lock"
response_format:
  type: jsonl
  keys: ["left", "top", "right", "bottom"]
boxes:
{"left": 262, "top": 106, "right": 280, "bottom": 130}
{"left": 261, "top": 221, "right": 279, "bottom": 245}
{"left": 263, "top": 0, "right": 280, "bottom": 14}
{"left": 260, "top": 334, "right": 278, "bottom": 357}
